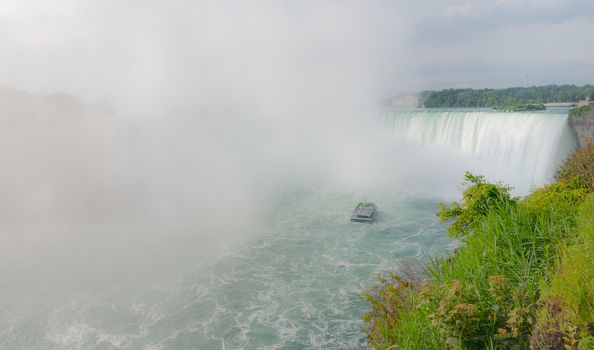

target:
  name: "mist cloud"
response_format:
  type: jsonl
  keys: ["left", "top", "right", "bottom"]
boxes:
{"left": 0, "top": 1, "right": 409, "bottom": 108}
{"left": 2, "top": 1, "right": 593, "bottom": 95}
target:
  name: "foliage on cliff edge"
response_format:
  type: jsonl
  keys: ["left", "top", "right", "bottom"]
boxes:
{"left": 569, "top": 104, "right": 594, "bottom": 118}
{"left": 363, "top": 144, "right": 594, "bottom": 349}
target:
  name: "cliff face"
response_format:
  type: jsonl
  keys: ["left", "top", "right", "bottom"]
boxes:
{"left": 569, "top": 108, "right": 594, "bottom": 148}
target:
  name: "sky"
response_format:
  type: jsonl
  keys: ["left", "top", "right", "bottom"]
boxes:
{"left": 0, "top": 0, "right": 593, "bottom": 106}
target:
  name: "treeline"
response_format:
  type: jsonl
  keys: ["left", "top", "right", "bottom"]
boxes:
{"left": 422, "top": 85, "right": 594, "bottom": 108}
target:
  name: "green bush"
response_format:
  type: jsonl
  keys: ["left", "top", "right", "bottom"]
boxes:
{"left": 428, "top": 195, "right": 576, "bottom": 348}
{"left": 363, "top": 167, "right": 591, "bottom": 349}
{"left": 437, "top": 172, "right": 515, "bottom": 238}
{"left": 556, "top": 143, "right": 594, "bottom": 192}
{"left": 531, "top": 194, "right": 594, "bottom": 349}
{"left": 362, "top": 273, "right": 418, "bottom": 347}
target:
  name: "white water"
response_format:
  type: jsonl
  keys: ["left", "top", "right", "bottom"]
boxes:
{"left": 383, "top": 109, "right": 577, "bottom": 194}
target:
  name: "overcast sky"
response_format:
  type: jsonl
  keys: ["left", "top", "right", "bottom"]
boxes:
{"left": 0, "top": 0, "right": 593, "bottom": 106}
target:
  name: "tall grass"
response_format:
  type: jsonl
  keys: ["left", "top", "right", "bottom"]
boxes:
{"left": 363, "top": 147, "right": 594, "bottom": 349}
{"left": 531, "top": 194, "right": 594, "bottom": 349}
{"left": 556, "top": 143, "right": 594, "bottom": 192}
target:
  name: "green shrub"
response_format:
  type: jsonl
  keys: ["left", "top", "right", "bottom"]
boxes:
{"left": 556, "top": 143, "right": 594, "bottom": 192}
{"left": 437, "top": 172, "right": 516, "bottom": 238}
{"left": 362, "top": 272, "right": 451, "bottom": 349}
{"left": 364, "top": 143, "right": 594, "bottom": 348}
{"left": 531, "top": 194, "right": 594, "bottom": 349}
{"left": 362, "top": 273, "right": 417, "bottom": 347}
{"left": 422, "top": 276, "right": 534, "bottom": 349}
{"left": 429, "top": 206, "right": 556, "bottom": 347}
{"left": 523, "top": 180, "right": 587, "bottom": 213}
{"left": 363, "top": 169, "right": 590, "bottom": 349}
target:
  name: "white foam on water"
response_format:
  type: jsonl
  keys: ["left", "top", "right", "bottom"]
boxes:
{"left": 383, "top": 110, "right": 577, "bottom": 194}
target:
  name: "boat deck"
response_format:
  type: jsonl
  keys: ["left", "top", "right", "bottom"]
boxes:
{"left": 350, "top": 202, "right": 377, "bottom": 222}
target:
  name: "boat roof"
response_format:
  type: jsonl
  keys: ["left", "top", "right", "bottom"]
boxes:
{"left": 354, "top": 207, "right": 375, "bottom": 217}
{"left": 352, "top": 202, "right": 376, "bottom": 219}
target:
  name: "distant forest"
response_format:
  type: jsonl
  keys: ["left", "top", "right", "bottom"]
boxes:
{"left": 422, "top": 85, "right": 594, "bottom": 108}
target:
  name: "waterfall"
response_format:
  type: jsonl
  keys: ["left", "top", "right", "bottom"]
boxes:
{"left": 383, "top": 110, "right": 577, "bottom": 193}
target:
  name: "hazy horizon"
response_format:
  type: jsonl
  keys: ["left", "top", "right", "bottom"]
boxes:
{"left": 1, "top": 1, "right": 593, "bottom": 109}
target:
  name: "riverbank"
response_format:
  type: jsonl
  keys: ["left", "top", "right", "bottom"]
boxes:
{"left": 363, "top": 143, "right": 594, "bottom": 349}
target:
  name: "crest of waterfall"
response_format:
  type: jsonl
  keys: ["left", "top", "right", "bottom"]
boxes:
{"left": 383, "top": 110, "right": 577, "bottom": 193}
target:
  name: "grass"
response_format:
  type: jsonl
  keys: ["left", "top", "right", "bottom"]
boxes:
{"left": 569, "top": 104, "right": 594, "bottom": 117}
{"left": 556, "top": 143, "right": 594, "bottom": 192}
{"left": 363, "top": 144, "right": 594, "bottom": 349}
{"left": 531, "top": 194, "right": 594, "bottom": 349}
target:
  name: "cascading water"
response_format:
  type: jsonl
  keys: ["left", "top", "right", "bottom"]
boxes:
{"left": 383, "top": 109, "right": 577, "bottom": 194}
